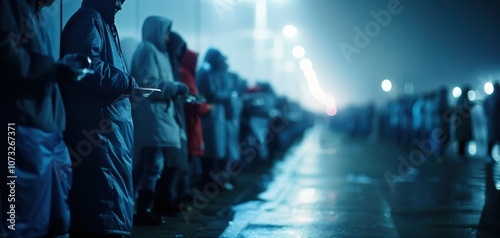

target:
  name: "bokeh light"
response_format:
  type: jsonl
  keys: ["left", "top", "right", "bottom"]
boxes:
{"left": 484, "top": 82, "right": 494, "bottom": 95}
{"left": 292, "top": 46, "right": 305, "bottom": 58}
{"left": 381, "top": 79, "right": 392, "bottom": 92}
{"left": 283, "top": 25, "right": 298, "bottom": 38}
{"left": 452, "top": 87, "right": 462, "bottom": 98}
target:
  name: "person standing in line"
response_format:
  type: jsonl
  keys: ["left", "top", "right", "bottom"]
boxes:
{"left": 223, "top": 72, "right": 245, "bottom": 190}
{"left": 197, "top": 48, "right": 233, "bottom": 188}
{"left": 60, "top": 0, "right": 138, "bottom": 236}
{"left": 180, "top": 48, "right": 213, "bottom": 197}
{"left": 0, "top": 0, "right": 87, "bottom": 237}
{"left": 434, "top": 88, "right": 451, "bottom": 163}
{"left": 483, "top": 82, "right": 500, "bottom": 163}
{"left": 131, "top": 17, "right": 189, "bottom": 224}
{"left": 454, "top": 85, "right": 475, "bottom": 161}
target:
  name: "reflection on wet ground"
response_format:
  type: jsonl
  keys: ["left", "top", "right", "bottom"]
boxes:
{"left": 221, "top": 126, "right": 500, "bottom": 237}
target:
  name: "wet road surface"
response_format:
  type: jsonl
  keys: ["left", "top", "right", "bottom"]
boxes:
{"left": 219, "top": 125, "right": 500, "bottom": 238}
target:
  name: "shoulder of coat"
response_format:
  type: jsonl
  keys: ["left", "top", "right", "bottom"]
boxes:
{"left": 73, "top": 8, "right": 106, "bottom": 28}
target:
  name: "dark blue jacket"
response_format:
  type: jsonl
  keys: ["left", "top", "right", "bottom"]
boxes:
{"left": 1, "top": 1, "right": 72, "bottom": 237}
{"left": 59, "top": 0, "right": 136, "bottom": 235}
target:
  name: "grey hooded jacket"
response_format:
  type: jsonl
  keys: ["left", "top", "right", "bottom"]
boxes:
{"left": 131, "top": 16, "right": 183, "bottom": 154}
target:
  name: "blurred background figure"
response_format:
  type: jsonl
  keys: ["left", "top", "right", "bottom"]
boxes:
{"left": 197, "top": 48, "right": 233, "bottom": 189}
{"left": 60, "top": 0, "right": 138, "bottom": 237}
{"left": 240, "top": 82, "right": 278, "bottom": 164}
{"left": 223, "top": 72, "right": 245, "bottom": 189}
{"left": 454, "top": 85, "right": 475, "bottom": 160}
{"left": 433, "top": 88, "right": 451, "bottom": 163}
{"left": 180, "top": 48, "right": 212, "bottom": 193}
{"left": 166, "top": 31, "right": 196, "bottom": 205}
{"left": 131, "top": 16, "right": 189, "bottom": 225}
{"left": 412, "top": 95, "right": 426, "bottom": 144}
{"left": 483, "top": 82, "right": 500, "bottom": 163}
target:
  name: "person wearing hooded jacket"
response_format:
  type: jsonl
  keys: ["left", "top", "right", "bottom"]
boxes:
{"left": 130, "top": 17, "right": 189, "bottom": 224}
{"left": 0, "top": 0, "right": 86, "bottom": 237}
{"left": 180, "top": 49, "right": 212, "bottom": 190}
{"left": 167, "top": 31, "right": 205, "bottom": 202}
{"left": 224, "top": 72, "right": 244, "bottom": 172}
{"left": 196, "top": 48, "right": 233, "bottom": 187}
{"left": 484, "top": 82, "right": 500, "bottom": 162}
{"left": 59, "top": 0, "right": 138, "bottom": 237}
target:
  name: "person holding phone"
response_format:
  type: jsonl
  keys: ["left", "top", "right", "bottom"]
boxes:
{"left": 59, "top": 0, "right": 138, "bottom": 237}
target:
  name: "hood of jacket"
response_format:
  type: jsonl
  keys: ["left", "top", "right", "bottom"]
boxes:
{"left": 168, "top": 31, "right": 187, "bottom": 62}
{"left": 204, "top": 48, "right": 227, "bottom": 70}
{"left": 142, "top": 16, "right": 172, "bottom": 53}
{"left": 181, "top": 49, "right": 199, "bottom": 77}
{"left": 82, "top": 0, "right": 122, "bottom": 24}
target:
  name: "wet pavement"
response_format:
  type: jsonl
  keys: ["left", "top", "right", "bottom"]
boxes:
{"left": 134, "top": 125, "right": 500, "bottom": 237}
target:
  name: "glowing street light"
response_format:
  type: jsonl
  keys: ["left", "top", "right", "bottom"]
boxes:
{"left": 326, "top": 106, "right": 338, "bottom": 117}
{"left": 381, "top": 79, "right": 392, "bottom": 92}
{"left": 300, "top": 59, "right": 312, "bottom": 71}
{"left": 452, "top": 87, "right": 462, "bottom": 98}
{"left": 283, "top": 25, "right": 297, "bottom": 38}
{"left": 304, "top": 69, "right": 316, "bottom": 79}
{"left": 484, "top": 82, "right": 494, "bottom": 95}
{"left": 292, "top": 46, "right": 305, "bottom": 58}
{"left": 468, "top": 90, "right": 476, "bottom": 101}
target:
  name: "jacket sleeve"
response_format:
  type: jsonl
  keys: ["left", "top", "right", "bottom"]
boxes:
{"left": 185, "top": 102, "right": 211, "bottom": 117}
{"left": 60, "top": 10, "right": 136, "bottom": 100}
{"left": 180, "top": 69, "right": 209, "bottom": 115}
{"left": 132, "top": 44, "right": 177, "bottom": 101}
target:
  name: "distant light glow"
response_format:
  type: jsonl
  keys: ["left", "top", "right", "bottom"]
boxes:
{"left": 304, "top": 69, "right": 316, "bottom": 79}
{"left": 292, "top": 46, "right": 305, "bottom": 58}
{"left": 324, "top": 95, "right": 336, "bottom": 107}
{"left": 307, "top": 79, "right": 323, "bottom": 99}
{"left": 452, "top": 87, "right": 462, "bottom": 98}
{"left": 381, "top": 79, "right": 392, "bottom": 92}
{"left": 493, "top": 144, "right": 500, "bottom": 162}
{"left": 404, "top": 83, "right": 414, "bottom": 95}
{"left": 468, "top": 90, "right": 476, "bottom": 101}
{"left": 484, "top": 82, "right": 494, "bottom": 95}
{"left": 468, "top": 141, "right": 477, "bottom": 156}
{"left": 300, "top": 59, "right": 312, "bottom": 71}
{"left": 297, "top": 188, "right": 317, "bottom": 203}
{"left": 283, "top": 25, "right": 297, "bottom": 38}
{"left": 327, "top": 106, "right": 337, "bottom": 116}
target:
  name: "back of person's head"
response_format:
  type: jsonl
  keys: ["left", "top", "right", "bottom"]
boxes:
{"left": 204, "top": 48, "right": 227, "bottom": 69}
{"left": 142, "top": 16, "right": 172, "bottom": 52}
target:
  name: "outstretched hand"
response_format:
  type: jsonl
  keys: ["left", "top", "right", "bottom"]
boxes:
{"left": 59, "top": 54, "right": 94, "bottom": 81}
